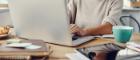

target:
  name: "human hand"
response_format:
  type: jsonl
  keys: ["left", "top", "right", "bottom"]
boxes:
{"left": 70, "top": 24, "right": 81, "bottom": 34}
{"left": 70, "top": 24, "right": 87, "bottom": 36}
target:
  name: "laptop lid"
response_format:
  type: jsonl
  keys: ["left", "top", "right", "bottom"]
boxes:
{"left": 8, "top": 0, "right": 72, "bottom": 46}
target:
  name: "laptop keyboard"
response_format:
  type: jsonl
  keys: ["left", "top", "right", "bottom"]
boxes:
{"left": 72, "top": 34, "right": 95, "bottom": 46}
{"left": 72, "top": 34, "right": 95, "bottom": 41}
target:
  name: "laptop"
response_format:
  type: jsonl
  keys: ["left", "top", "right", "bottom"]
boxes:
{"left": 8, "top": 0, "right": 95, "bottom": 46}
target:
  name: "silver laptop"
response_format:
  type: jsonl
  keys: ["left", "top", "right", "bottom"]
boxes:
{"left": 8, "top": 0, "right": 95, "bottom": 46}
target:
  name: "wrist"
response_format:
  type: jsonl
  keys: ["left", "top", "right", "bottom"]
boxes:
{"left": 80, "top": 29, "right": 89, "bottom": 36}
{"left": 83, "top": 28, "right": 97, "bottom": 36}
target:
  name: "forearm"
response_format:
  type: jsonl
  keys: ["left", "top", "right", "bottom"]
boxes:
{"left": 84, "top": 23, "right": 113, "bottom": 36}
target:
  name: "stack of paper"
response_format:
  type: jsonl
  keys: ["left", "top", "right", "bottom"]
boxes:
{"left": 90, "top": 34, "right": 114, "bottom": 38}
{"left": 127, "top": 42, "right": 140, "bottom": 52}
{"left": 102, "top": 34, "right": 114, "bottom": 38}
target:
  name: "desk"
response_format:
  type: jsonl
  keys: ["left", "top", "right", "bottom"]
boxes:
{"left": 47, "top": 39, "right": 117, "bottom": 60}
{"left": 48, "top": 33, "right": 140, "bottom": 60}
{"left": 0, "top": 33, "right": 139, "bottom": 60}
{"left": 46, "top": 38, "right": 114, "bottom": 60}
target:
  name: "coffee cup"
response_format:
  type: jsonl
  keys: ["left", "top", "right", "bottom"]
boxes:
{"left": 113, "top": 26, "right": 133, "bottom": 43}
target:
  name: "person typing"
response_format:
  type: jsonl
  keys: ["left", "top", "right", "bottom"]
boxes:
{"left": 68, "top": 0, "right": 123, "bottom": 60}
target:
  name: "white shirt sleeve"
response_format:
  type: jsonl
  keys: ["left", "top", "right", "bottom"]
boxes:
{"left": 102, "top": 0, "right": 123, "bottom": 26}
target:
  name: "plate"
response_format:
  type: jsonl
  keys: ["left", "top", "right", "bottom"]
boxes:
{"left": 26, "top": 45, "right": 41, "bottom": 49}
{"left": 6, "top": 39, "right": 21, "bottom": 43}
{"left": 6, "top": 43, "right": 32, "bottom": 48}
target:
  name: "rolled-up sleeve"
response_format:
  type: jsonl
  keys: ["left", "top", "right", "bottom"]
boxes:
{"left": 102, "top": 0, "right": 123, "bottom": 26}
{"left": 67, "top": 0, "right": 77, "bottom": 24}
